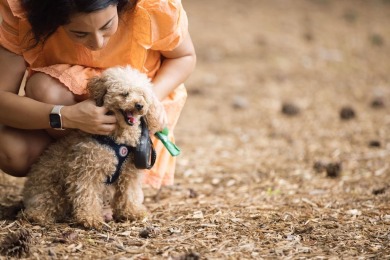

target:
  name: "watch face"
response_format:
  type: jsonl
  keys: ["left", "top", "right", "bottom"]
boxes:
{"left": 49, "top": 114, "right": 62, "bottom": 129}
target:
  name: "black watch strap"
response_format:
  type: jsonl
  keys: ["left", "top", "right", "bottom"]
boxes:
{"left": 49, "top": 105, "right": 65, "bottom": 130}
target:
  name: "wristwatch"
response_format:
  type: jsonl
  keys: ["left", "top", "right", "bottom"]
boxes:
{"left": 49, "top": 105, "right": 65, "bottom": 130}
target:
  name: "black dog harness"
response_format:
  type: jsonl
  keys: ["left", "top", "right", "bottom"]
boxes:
{"left": 92, "top": 135, "right": 135, "bottom": 185}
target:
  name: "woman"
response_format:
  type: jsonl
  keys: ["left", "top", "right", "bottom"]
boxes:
{"left": 0, "top": 0, "right": 196, "bottom": 189}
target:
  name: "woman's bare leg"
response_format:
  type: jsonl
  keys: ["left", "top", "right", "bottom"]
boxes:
{"left": 0, "top": 72, "right": 80, "bottom": 177}
{"left": 0, "top": 126, "right": 52, "bottom": 177}
{"left": 25, "top": 72, "right": 81, "bottom": 139}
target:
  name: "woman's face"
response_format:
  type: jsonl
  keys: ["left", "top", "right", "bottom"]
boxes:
{"left": 63, "top": 5, "right": 118, "bottom": 51}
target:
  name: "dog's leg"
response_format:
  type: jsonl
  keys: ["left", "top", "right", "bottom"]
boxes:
{"left": 68, "top": 175, "right": 106, "bottom": 230}
{"left": 102, "top": 186, "right": 114, "bottom": 222}
{"left": 64, "top": 144, "right": 118, "bottom": 230}
{"left": 113, "top": 169, "right": 147, "bottom": 222}
{"left": 22, "top": 173, "right": 66, "bottom": 225}
{"left": 23, "top": 195, "right": 57, "bottom": 224}
{"left": 68, "top": 180, "right": 106, "bottom": 230}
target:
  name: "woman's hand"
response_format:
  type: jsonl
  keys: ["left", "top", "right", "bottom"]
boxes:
{"left": 61, "top": 99, "right": 117, "bottom": 135}
{"left": 150, "top": 32, "right": 196, "bottom": 129}
{"left": 154, "top": 97, "right": 168, "bottom": 128}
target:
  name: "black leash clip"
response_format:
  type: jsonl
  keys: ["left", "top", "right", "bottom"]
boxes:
{"left": 134, "top": 117, "right": 156, "bottom": 169}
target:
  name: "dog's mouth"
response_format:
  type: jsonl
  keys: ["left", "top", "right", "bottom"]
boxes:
{"left": 121, "top": 109, "right": 137, "bottom": 126}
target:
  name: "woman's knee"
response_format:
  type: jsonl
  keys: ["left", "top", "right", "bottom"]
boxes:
{"left": 0, "top": 126, "right": 51, "bottom": 177}
{"left": 0, "top": 141, "right": 32, "bottom": 177}
{"left": 24, "top": 72, "right": 75, "bottom": 104}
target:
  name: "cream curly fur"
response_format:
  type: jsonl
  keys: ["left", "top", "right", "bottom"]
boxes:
{"left": 22, "top": 66, "right": 164, "bottom": 229}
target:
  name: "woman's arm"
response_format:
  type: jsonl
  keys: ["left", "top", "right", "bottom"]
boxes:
{"left": 0, "top": 46, "right": 116, "bottom": 135}
{"left": 0, "top": 46, "right": 54, "bottom": 129}
{"left": 152, "top": 32, "right": 197, "bottom": 101}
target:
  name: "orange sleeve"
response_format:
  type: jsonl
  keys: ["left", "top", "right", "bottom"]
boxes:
{"left": 0, "top": 0, "right": 24, "bottom": 54}
{"left": 133, "top": 0, "right": 188, "bottom": 52}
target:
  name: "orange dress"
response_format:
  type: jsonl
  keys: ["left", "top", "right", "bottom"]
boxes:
{"left": 0, "top": 0, "right": 188, "bottom": 189}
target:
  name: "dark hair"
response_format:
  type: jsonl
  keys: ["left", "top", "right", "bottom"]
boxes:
{"left": 21, "top": 0, "right": 135, "bottom": 47}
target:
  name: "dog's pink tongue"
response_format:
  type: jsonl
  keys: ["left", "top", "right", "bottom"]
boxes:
{"left": 126, "top": 111, "right": 136, "bottom": 124}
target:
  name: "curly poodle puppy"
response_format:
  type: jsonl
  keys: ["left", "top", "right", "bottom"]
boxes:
{"left": 22, "top": 66, "right": 164, "bottom": 229}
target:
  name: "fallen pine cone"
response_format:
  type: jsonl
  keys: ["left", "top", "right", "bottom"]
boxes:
{"left": 0, "top": 229, "right": 32, "bottom": 258}
{"left": 172, "top": 252, "right": 200, "bottom": 260}
{"left": 340, "top": 106, "right": 356, "bottom": 120}
{"left": 326, "top": 162, "right": 342, "bottom": 178}
{"left": 281, "top": 102, "right": 300, "bottom": 116}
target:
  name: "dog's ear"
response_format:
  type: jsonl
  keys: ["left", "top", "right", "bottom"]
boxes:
{"left": 87, "top": 76, "right": 107, "bottom": 107}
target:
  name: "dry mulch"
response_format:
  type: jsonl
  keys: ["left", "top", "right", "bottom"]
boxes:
{"left": 1, "top": 0, "right": 390, "bottom": 259}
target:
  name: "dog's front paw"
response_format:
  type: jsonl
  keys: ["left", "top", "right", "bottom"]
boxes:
{"left": 22, "top": 208, "right": 56, "bottom": 226}
{"left": 79, "top": 217, "right": 104, "bottom": 230}
{"left": 114, "top": 204, "right": 148, "bottom": 222}
{"left": 74, "top": 212, "right": 104, "bottom": 230}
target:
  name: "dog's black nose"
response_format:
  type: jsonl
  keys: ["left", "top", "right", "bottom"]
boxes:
{"left": 135, "top": 103, "right": 143, "bottom": 111}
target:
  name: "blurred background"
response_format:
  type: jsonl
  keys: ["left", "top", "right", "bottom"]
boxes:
{"left": 176, "top": 0, "right": 390, "bottom": 182}
{"left": 1, "top": 0, "right": 389, "bottom": 258}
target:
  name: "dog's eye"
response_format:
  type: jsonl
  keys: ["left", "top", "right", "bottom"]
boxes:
{"left": 120, "top": 92, "right": 129, "bottom": 97}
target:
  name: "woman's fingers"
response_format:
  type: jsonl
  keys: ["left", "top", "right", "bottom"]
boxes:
{"left": 96, "top": 123, "right": 116, "bottom": 135}
{"left": 65, "top": 100, "right": 118, "bottom": 135}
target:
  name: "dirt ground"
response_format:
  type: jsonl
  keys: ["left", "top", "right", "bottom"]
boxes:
{"left": 1, "top": 0, "right": 390, "bottom": 259}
